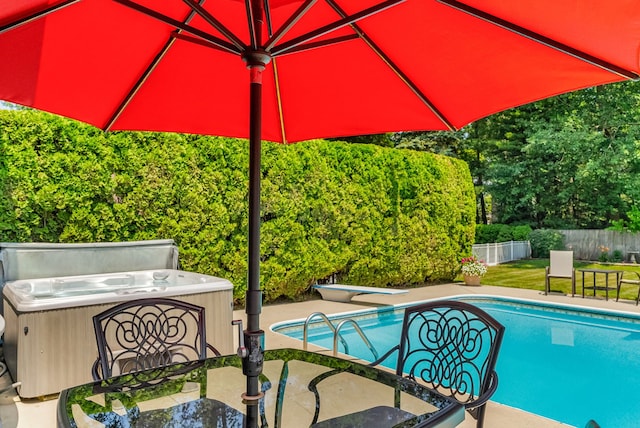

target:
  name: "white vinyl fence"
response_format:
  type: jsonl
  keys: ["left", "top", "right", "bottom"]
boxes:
{"left": 472, "top": 241, "right": 531, "bottom": 266}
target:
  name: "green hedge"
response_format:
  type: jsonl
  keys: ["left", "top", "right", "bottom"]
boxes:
{"left": 0, "top": 110, "right": 475, "bottom": 303}
{"left": 475, "top": 224, "right": 532, "bottom": 244}
{"left": 529, "top": 229, "right": 565, "bottom": 258}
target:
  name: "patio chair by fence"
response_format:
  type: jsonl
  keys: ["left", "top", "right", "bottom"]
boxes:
{"left": 617, "top": 271, "right": 640, "bottom": 305}
{"left": 545, "top": 250, "right": 576, "bottom": 296}
{"left": 309, "top": 301, "right": 505, "bottom": 428}
{"left": 91, "top": 298, "right": 220, "bottom": 380}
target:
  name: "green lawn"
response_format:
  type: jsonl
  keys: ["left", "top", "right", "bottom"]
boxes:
{"left": 458, "top": 259, "right": 640, "bottom": 302}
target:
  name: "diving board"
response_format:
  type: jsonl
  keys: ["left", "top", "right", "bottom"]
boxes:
{"left": 313, "top": 284, "right": 408, "bottom": 302}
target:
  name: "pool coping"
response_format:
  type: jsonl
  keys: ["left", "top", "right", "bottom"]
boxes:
{"left": 270, "top": 292, "right": 640, "bottom": 333}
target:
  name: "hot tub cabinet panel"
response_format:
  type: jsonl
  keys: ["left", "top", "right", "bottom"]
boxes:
{"left": 2, "top": 270, "right": 234, "bottom": 398}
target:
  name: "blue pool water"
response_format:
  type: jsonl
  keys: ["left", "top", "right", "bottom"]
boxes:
{"left": 272, "top": 296, "right": 640, "bottom": 427}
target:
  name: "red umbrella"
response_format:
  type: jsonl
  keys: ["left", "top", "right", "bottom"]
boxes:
{"left": 2, "top": 0, "right": 640, "bottom": 408}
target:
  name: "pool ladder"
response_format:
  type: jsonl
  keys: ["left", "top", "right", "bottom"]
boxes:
{"left": 302, "top": 312, "right": 379, "bottom": 360}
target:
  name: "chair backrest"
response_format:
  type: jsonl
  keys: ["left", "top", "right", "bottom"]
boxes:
{"left": 395, "top": 300, "right": 505, "bottom": 424}
{"left": 549, "top": 250, "right": 574, "bottom": 276}
{"left": 93, "top": 298, "right": 210, "bottom": 380}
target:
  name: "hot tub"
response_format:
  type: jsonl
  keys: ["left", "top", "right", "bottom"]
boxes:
{"left": 2, "top": 269, "right": 234, "bottom": 398}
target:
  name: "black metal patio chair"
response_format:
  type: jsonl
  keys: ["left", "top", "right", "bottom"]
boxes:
{"left": 91, "top": 297, "right": 220, "bottom": 380}
{"left": 368, "top": 300, "right": 505, "bottom": 428}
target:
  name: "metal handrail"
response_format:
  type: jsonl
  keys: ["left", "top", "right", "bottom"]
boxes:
{"left": 303, "top": 312, "right": 349, "bottom": 353}
{"left": 303, "top": 312, "right": 379, "bottom": 360}
{"left": 333, "top": 319, "right": 379, "bottom": 360}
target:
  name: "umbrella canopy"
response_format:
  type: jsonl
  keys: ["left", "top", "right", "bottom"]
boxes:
{"left": 2, "top": 0, "right": 640, "bottom": 410}
{"left": 2, "top": 1, "right": 639, "bottom": 142}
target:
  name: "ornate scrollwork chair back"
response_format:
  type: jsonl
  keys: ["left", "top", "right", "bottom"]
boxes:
{"left": 92, "top": 298, "right": 220, "bottom": 380}
{"left": 372, "top": 300, "right": 505, "bottom": 428}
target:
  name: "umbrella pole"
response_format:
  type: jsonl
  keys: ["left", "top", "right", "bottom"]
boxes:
{"left": 240, "top": 61, "right": 266, "bottom": 428}
{"left": 241, "top": 1, "right": 270, "bottom": 414}
{"left": 242, "top": 64, "right": 265, "bottom": 402}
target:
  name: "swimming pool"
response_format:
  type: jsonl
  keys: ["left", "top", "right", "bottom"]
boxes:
{"left": 272, "top": 296, "right": 640, "bottom": 427}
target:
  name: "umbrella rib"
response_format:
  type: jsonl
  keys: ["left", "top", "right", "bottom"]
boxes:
{"left": 264, "top": 0, "right": 274, "bottom": 37}
{"left": 114, "top": 0, "right": 242, "bottom": 55}
{"left": 0, "top": 0, "right": 79, "bottom": 35}
{"left": 263, "top": 2, "right": 287, "bottom": 143}
{"left": 103, "top": 37, "right": 176, "bottom": 131}
{"left": 272, "top": 58, "right": 288, "bottom": 144}
{"left": 271, "top": 0, "right": 405, "bottom": 56}
{"left": 173, "top": 32, "right": 247, "bottom": 54}
{"left": 182, "top": 0, "right": 246, "bottom": 50}
{"left": 246, "top": 0, "right": 258, "bottom": 49}
{"left": 104, "top": 2, "right": 209, "bottom": 131}
{"left": 326, "top": 0, "right": 456, "bottom": 131}
{"left": 439, "top": 0, "right": 639, "bottom": 80}
{"left": 274, "top": 34, "right": 359, "bottom": 56}
{"left": 264, "top": 0, "right": 317, "bottom": 51}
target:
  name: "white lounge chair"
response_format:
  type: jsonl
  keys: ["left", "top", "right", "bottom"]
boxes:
{"left": 545, "top": 250, "right": 575, "bottom": 296}
{"left": 617, "top": 271, "right": 640, "bottom": 305}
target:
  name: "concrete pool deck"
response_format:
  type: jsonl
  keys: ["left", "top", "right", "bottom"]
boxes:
{"left": 251, "top": 283, "right": 640, "bottom": 428}
{"left": 5, "top": 282, "right": 640, "bottom": 427}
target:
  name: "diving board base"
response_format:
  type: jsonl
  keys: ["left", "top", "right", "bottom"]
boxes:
{"left": 313, "top": 284, "right": 408, "bottom": 302}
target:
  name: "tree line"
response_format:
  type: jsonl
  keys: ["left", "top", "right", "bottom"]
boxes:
{"left": 343, "top": 80, "right": 640, "bottom": 230}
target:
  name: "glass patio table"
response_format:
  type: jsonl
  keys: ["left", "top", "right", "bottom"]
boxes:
{"left": 57, "top": 348, "right": 465, "bottom": 428}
